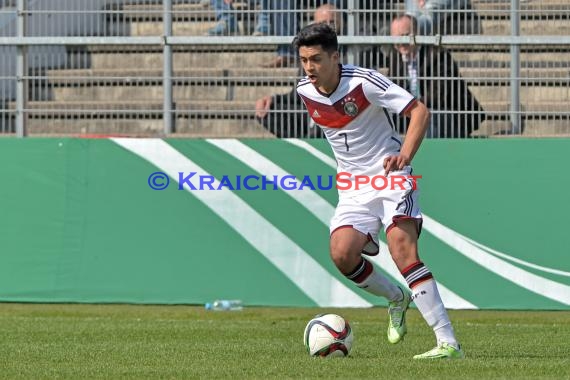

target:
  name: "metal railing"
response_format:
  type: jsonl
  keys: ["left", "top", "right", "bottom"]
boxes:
{"left": 0, "top": 0, "right": 569, "bottom": 138}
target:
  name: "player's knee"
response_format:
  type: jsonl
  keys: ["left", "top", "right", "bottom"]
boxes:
{"left": 387, "top": 231, "right": 418, "bottom": 264}
{"left": 329, "top": 228, "right": 368, "bottom": 273}
{"left": 329, "top": 245, "right": 345, "bottom": 265}
{"left": 329, "top": 245, "right": 355, "bottom": 273}
{"left": 388, "top": 229, "right": 409, "bottom": 246}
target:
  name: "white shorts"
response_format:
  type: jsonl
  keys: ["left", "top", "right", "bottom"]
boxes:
{"left": 330, "top": 167, "right": 422, "bottom": 255}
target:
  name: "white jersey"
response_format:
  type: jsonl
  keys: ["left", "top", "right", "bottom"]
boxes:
{"left": 297, "top": 64, "right": 416, "bottom": 197}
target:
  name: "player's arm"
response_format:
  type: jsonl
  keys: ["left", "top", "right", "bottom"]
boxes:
{"left": 361, "top": 73, "right": 429, "bottom": 173}
{"left": 384, "top": 100, "right": 430, "bottom": 175}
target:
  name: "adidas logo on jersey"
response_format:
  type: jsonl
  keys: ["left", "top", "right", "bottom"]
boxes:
{"left": 312, "top": 109, "right": 321, "bottom": 118}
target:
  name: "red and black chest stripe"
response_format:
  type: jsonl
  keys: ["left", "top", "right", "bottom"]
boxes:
{"left": 300, "top": 84, "right": 370, "bottom": 129}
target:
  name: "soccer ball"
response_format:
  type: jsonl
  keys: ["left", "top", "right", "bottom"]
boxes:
{"left": 303, "top": 313, "right": 353, "bottom": 357}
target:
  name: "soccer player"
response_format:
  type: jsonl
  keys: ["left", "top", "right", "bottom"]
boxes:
{"left": 293, "top": 22, "right": 464, "bottom": 359}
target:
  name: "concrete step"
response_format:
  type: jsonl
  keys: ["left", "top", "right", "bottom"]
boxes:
{"left": 460, "top": 67, "right": 569, "bottom": 78}
{"left": 121, "top": 3, "right": 214, "bottom": 22}
{"left": 523, "top": 119, "right": 570, "bottom": 136}
{"left": 473, "top": 0, "right": 570, "bottom": 19}
{"left": 480, "top": 18, "right": 570, "bottom": 35}
{"left": 391, "top": 72, "right": 569, "bottom": 88}
{"left": 37, "top": 68, "right": 298, "bottom": 102}
{"left": 480, "top": 101, "right": 569, "bottom": 115}
{"left": 472, "top": 97, "right": 570, "bottom": 137}
{"left": 44, "top": 67, "right": 299, "bottom": 80}
{"left": 469, "top": 85, "right": 570, "bottom": 103}
{"left": 87, "top": 44, "right": 277, "bottom": 53}
{"left": 177, "top": 118, "right": 271, "bottom": 137}
{"left": 473, "top": 119, "right": 570, "bottom": 137}
{"left": 452, "top": 51, "right": 570, "bottom": 67}
{"left": 16, "top": 98, "right": 270, "bottom": 137}
{"left": 87, "top": 49, "right": 279, "bottom": 70}
{"left": 25, "top": 118, "right": 166, "bottom": 136}
{"left": 44, "top": 80, "right": 291, "bottom": 102}
{"left": 130, "top": 19, "right": 258, "bottom": 36}
{"left": 17, "top": 100, "right": 258, "bottom": 116}
{"left": 120, "top": 2, "right": 251, "bottom": 22}
{"left": 460, "top": 67, "right": 570, "bottom": 84}
{"left": 24, "top": 117, "right": 271, "bottom": 138}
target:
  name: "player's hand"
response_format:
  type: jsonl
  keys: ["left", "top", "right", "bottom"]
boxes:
{"left": 383, "top": 154, "right": 410, "bottom": 176}
{"left": 255, "top": 96, "right": 273, "bottom": 118}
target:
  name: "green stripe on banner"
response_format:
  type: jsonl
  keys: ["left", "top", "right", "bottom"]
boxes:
{"left": 300, "top": 138, "right": 337, "bottom": 159}
{"left": 416, "top": 232, "right": 566, "bottom": 309}
{"left": 165, "top": 139, "right": 325, "bottom": 306}
{"left": 412, "top": 140, "right": 570, "bottom": 309}
{"left": 0, "top": 139, "right": 67, "bottom": 299}
{"left": 167, "top": 139, "right": 332, "bottom": 266}
{"left": 416, "top": 140, "right": 569, "bottom": 272}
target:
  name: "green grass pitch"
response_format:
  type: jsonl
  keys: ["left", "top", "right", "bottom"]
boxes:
{"left": 0, "top": 304, "right": 569, "bottom": 379}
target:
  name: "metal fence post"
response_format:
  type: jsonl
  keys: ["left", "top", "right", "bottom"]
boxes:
{"left": 345, "top": 0, "right": 356, "bottom": 65}
{"left": 163, "top": 0, "right": 174, "bottom": 135}
{"left": 510, "top": 0, "right": 521, "bottom": 134}
{"left": 16, "top": 0, "right": 27, "bottom": 137}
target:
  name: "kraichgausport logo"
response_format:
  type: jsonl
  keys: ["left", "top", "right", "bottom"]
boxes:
{"left": 147, "top": 172, "right": 421, "bottom": 191}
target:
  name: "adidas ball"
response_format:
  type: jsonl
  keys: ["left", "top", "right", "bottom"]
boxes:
{"left": 303, "top": 313, "right": 353, "bottom": 357}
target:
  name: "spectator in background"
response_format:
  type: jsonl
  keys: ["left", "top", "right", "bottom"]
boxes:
{"left": 207, "top": 0, "right": 271, "bottom": 36}
{"left": 389, "top": 14, "right": 484, "bottom": 137}
{"left": 314, "top": 3, "right": 343, "bottom": 34}
{"left": 206, "top": 0, "right": 240, "bottom": 36}
{"left": 261, "top": 0, "right": 300, "bottom": 67}
{"left": 252, "top": 0, "right": 270, "bottom": 36}
{"left": 405, "top": 0, "right": 480, "bottom": 35}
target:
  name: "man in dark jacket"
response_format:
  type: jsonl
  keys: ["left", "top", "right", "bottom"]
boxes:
{"left": 389, "top": 14, "right": 485, "bottom": 137}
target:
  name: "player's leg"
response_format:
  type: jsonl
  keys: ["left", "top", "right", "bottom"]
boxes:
{"left": 386, "top": 219, "right": 463, "bottom": 359}
{"left": 330, "top": 227, "right": 401, "bottom": 301}
{"left": 380, "top": 168, "right": 461, "bottom": 355}
{"left": 329, "top": 200, "right": 403, "bottom": 304}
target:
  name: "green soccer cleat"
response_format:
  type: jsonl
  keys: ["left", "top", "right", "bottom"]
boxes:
{"left": 387, "top": 286, "right": 411, "bottom": 344}
{"left": 413, "top": 343, "right": 465, "bottom": 360}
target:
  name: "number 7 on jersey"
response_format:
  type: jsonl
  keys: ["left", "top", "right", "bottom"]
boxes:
{"left": 338, "top": 132, "right": 349, "bottom": 152}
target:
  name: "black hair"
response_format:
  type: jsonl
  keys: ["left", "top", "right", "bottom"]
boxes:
{"left": 292, "top": 22, "right": 338, "bottom": 53}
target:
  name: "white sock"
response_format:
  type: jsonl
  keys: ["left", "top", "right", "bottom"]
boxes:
{"left": 346, "top": 258, "right": 402, "bottom": 302}
{"left": 403, "top": 261, "right": 459, "bottom": 348}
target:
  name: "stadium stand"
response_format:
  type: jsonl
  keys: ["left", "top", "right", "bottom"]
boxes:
{"left": 2, "top": 0, "right": 569, "bottom": 137}
{"left": 453, "top": 0, "right": 570, "bottom": 136}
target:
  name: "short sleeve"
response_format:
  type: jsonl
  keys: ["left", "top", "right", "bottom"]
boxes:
{"left": 362, "top": 71, "right": 415, "bottom": 115}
